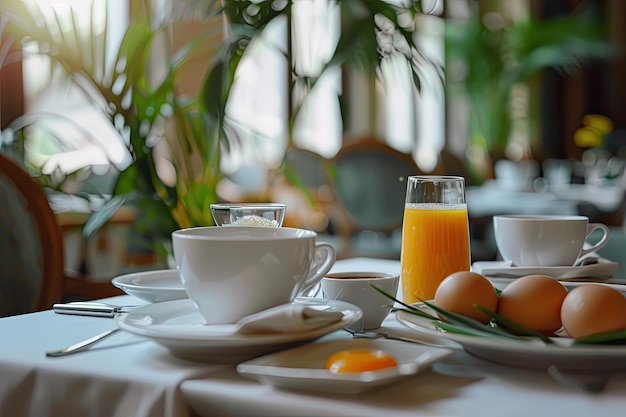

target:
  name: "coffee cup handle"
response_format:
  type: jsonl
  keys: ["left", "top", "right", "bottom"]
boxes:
{"left": 298, "top": 242, "right": 336, "bottom": 297}
{"left": 579, "top": 223, "right": 611, "bottom": 259}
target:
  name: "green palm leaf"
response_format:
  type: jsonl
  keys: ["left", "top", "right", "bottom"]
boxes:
{"left": 446, "top": 5, "right": 614, "bottom": 153}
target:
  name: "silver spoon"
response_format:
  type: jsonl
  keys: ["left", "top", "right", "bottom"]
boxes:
{"left": 46, "top": 328, "right": 121, "bottom": 357}
{"left": 344, "top": 328, "right": 456, "bottom": 349}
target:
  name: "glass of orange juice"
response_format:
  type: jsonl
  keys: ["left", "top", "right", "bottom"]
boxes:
{"left": 401, "top": 176, "right": 471, "bottom": 303}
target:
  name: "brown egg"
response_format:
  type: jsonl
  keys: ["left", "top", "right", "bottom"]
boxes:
{"left": 497, "top": 275, "right": 568, "bottom": 334}
{"left": 560, "top": 284, "right": 626, "bottom": 339}
{"left": 434, "top": 271, "right": 498, "bottom": 324}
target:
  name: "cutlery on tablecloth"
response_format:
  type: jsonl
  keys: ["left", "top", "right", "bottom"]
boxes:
{"left": 53, "top": 302, "right": 141, "bottom": 318}
{"left": 45, "top": 328, "right": 121, "bottom": 357}
{"left": 344, "top": 328, "right": 457, "bottom": 350}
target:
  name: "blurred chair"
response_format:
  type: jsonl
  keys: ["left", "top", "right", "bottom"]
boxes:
{"left": 283, "top": 147, "right": 331, "bottom": 191}
{"left": 542, "top": 158, "right": 574, "bottom": 187}
{"left": 576, "top": 157, "right": 626, "bottom": 227}
{"left": 0, "top": 153, "right": 65, "bottom": 316}
{"left": 0, "top": 153, "right": 123, "bottom": 317}
{"left": 267, "top": 147, "right": 345, "bottom": 259}
{"left": 437, "top": 148, "right": 476, "bottom": 185}
{"left": 330, "top": 137, "right": 423, "bottom": 259}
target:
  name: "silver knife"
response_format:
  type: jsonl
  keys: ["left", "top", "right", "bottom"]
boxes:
{"left": 53, "top": 302, "right": 140, "bottom": 318}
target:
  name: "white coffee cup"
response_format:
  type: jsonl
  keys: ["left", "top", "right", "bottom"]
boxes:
{"left": 172, "top": 226, "right": 336, "bottom": 324}
{"left": 321, "top": 271, "right": 399, "bottom": 330}
{"left": 493, "top": 215, "right": 610, "bottom": 267}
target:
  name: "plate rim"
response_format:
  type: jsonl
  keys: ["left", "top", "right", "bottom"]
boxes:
{"left": 396, "top": 304, "right": 626, "bottom": 358}
{"left": 111, "top": 269, "right": 187, "bottom": 294}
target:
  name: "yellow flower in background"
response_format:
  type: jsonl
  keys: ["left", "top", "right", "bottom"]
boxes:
{"left": 583, "top": 114, "right": 613, "bottom": 135}
{"left": 574, "top": 114, "right": 613, "bottom": 148}
{"left": 574, "top": 127, "right": 602, "bottom": 147}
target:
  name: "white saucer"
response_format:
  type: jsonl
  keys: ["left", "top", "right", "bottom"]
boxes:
{"left": 471, "top": 260, "right": 618, "bottom": 280}
{"left": 111, "top": 269, "right": 187, "bottom": 303}
{"left": 236, "top": 339, "right": 453, "bottom": 394}
{"left": 115, "top": 298, "right": 363, "bottom": 363}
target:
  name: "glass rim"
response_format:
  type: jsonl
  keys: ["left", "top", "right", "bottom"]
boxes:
{"left": 407, "top": 175, "right": 465, "bottom": 181}
{"left": 210, "top": 202, "right": 286, "bottom": 210}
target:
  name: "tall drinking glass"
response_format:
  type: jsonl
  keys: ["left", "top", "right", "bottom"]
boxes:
{"left": 400, "top": 176, "right": 471, "bottom": 303}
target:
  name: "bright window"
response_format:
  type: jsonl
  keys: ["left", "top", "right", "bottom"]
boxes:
{"left": 20, "top": 0, "right": 130, "bottom": 176}
{"left": 224, "top": 0, "right": 445, "bottom": 174}
{"left": 18, "top": 0, "right": 446, "bottom": 179}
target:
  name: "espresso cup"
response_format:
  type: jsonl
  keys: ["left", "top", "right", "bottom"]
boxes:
{"left": 321, "top": 271, "right": 399, "bottom": 330}
{"left": 493, "top": 215, "right": 610, "bottom": 267}
{"left": 172, "top": 226, "right": 335, "bottom": 324}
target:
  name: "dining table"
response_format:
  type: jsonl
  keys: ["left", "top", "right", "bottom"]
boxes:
{"left": 465, "top": 179, "right": 626, "bottom": 218}
{"left": 465, "top": 180, "right": 579, "bottom": 218}
{"left": 2, "top": 257, "right": 626, "bottom": 417}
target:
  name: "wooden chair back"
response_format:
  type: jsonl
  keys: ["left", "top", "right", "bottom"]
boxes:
{"left": 0, "top": 154, "right": 124, "bottom": 316}
{"left": 329, "top": 138, "right": 423, "bottom": 258}
{"left": 0, "top": 153, "right": 65, "bottom": 315}
{"left": 332, "top": 137, "right": 422, "bottom": 231}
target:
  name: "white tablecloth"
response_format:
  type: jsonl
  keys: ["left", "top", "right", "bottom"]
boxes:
{"left": 0, "top": 305, "right": 222, "bottom": 417}
{"left": 1, "top": 258, "right": 626, "bottom": 417}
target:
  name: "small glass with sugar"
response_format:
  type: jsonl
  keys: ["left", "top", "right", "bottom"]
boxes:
{"left": 210, "top": 203, "right": 286, "bottom": 227}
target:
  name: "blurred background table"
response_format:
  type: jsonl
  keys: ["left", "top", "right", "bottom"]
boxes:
{"left": 52, "top": 194, "right": 162, "bottom": 284}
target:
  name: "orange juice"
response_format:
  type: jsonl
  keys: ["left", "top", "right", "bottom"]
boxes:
{"left": 400, "top": 203, "right": 470, "bottom": 303}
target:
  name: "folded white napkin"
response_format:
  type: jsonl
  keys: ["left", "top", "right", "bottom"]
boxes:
{"left": 234, "top": 304, "right": 344, "bottom": 335}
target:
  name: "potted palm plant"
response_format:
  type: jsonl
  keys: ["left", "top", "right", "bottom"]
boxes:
{"left": 0, "top": 0, "right": 431, "bottom": 258}
{"left": 1, "top": 0, "right": 225, "bottom": 258}
{"left": 445, "top": 1, "right": 614, "bottom": 182}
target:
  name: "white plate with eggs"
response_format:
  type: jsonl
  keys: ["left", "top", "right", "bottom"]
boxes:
{"left": 396, "top": 303, "right": 626, "bottom": 372}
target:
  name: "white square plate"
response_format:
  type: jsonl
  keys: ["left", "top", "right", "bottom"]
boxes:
{"left": 236, "top": 339, "right": 453, "bottom": 394}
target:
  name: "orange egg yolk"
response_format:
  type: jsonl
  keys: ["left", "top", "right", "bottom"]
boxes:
{"left": 324, "top": 349, "right": 398, "bottom": 373}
